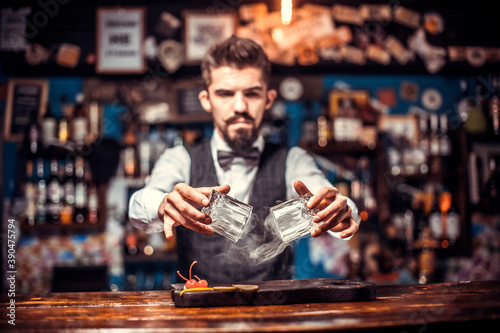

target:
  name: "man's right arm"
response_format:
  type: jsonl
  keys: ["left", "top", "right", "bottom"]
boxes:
{"left": 128, "top": 145, "right": 191, "bottom": 233}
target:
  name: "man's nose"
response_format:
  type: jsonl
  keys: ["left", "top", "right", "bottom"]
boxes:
{"left": 233, "top": 92, "right": 247, "bottom": 112}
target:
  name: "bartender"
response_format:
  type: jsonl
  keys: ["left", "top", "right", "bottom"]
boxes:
{"left": 129, "top": 35, "right": 360, "bottom": 283}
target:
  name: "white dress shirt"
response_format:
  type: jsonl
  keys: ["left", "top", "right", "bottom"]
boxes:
{"left": 128, "top": 131, "right": 359, "bottom": 238}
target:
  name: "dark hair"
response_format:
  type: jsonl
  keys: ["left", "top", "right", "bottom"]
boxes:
{"left": 201, "top": 35, "right": 271, "bottom": 88}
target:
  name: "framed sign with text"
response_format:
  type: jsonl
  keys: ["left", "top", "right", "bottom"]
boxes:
{"left": 4, "top": 78, "right": 48, "bottom": 141}
{"left": 96, "top": 7, "right": 146, "bottom": 74}
{"left": 170, "top": 80, "right": 212, "bottom": 123}
{"left": 183, "top": 11, "right": 236, "bottom": 64}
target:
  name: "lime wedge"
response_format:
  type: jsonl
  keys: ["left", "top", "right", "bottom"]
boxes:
{"left": 213, "top": 286, "right": 237, "bottom": 292}
{"left": 232, "top": 284, "right": 259, "bottom": 291}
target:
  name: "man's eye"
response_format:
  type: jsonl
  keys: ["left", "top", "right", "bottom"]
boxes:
{"left": 217, "top": 91, "right": 234, "bottom": 97}
{"left": 245, "top": 92, "right": 261, "bottom": 98}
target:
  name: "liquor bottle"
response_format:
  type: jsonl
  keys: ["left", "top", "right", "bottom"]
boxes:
{"left": 429, "top": 114, "right": 440, "bottom": 156}
{"left": 42, "top": 102, "right": 57, "bottom": 145}
{"left": 416, "top": 115, "right": 430, "bottom": 175}
{"left": 428, "top": 191, "right": 442, "bottom": 241}
{"left": 58, "top": 95, "right": 69, "bottom": 144}
{"left": 60, "top": 160, "right": 75, "bottom": 225}
{"left": 429, "top": 114, "right": 441, "bottom": 174}
{"left": 47, "top": 159, "right": 63, "bottom": 224}
{"left": 317, "top": 106, "right": 332, "bottom": 147}
{"left": 490, "top": 75, "right": 500, "bottom": 135}
{"left": 123, "top": 125, "right": 137, "bottom": 178}
{"left": 23, "top": 160, "right": 36, "bottom": 226}
{"left": 25, "top": 109, "right": 42, "bottom": 159}
{"left": 138, "top": 124, "right": 151, "bottom": 178}
{"left": 87, "top": 92, "right": 101, "bottom": 143}
{"left": 438, "top": 191, "right": 452, "bottom": 248}
{"left": 87, "top": 183, "right": 98, "bottom": 224}
{"left": 35, "top": 159, "right": 47, "bottom": 225}
{"left": 446, "top": 194, "right": 460, "bottom": 246}
{"left": 481, "top": 157, "right": 499, "bottom": 214}
{"left": 74, "top": 156, "right": 87, "bottom": 223}
{"left": 439, "top": 114, "right": 452, "bottom": 156}
{"left": 302, "top": 101, "right": 318, "bottom": 145}
{"left": 72, "top": 93, "right": 88, "bottom": 151}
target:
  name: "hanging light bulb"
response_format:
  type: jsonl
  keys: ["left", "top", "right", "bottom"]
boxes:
{"left": 281, "top": 0, "right": 292, "bottom": 25}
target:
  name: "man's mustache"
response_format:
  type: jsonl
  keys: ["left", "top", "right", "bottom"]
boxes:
{"left": 226, "top": 113, "right": 255, "bottom": 124}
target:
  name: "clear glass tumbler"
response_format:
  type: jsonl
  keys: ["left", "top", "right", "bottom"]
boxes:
{"left": 202, "top": 190, "right": 253, "bottom": 242}
{"left": 270, "top": 193, "right": 320, "bottom": 243}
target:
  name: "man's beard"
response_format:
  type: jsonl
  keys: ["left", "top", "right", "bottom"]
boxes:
{"left": 222, "top": 114, "right": 259, "bottom": 153}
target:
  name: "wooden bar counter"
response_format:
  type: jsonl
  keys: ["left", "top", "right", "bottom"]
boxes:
{"left": 2, "top": 280, "right": 499, "bottom": 332}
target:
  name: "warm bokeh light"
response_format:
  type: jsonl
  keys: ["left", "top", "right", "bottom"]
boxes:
{"left": 281, "top": 0, "right": 292, "bottom": 25}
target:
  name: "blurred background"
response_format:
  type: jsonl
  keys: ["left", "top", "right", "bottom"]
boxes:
{"left": 1, "top": 0, "right": 499, "bottom": 293}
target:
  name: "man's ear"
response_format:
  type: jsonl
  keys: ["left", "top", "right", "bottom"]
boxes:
{"left": 198, "top": 89, "right": 212, "bottom": 113}
{"left": 265, "top": 89, "right": 278, "bottom": 110}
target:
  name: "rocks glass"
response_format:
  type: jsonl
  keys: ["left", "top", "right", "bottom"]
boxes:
{"left": 202, "top": 190, "right": 253, "bottom": 242}
{"left": 270, "top": 193, "right": 320, "bottom": 243}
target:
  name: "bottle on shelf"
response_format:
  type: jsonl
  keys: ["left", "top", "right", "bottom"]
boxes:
{"left": 35, "top": 159, "right": 47, "bottom": 225}
{"left": 25, "top": 109, "right": 42, "bottom": 159}
{"left": 439, "top": 114, "right": 452, "bottom": 157}
{"left": 42, "top": 101, "right": 58, "bottom": 146}
{"left": 416, "top": 115, "right": 430, "bottom": 175}
{"left": 123, "top": 124, "right": 138, "bottom": 178}
{"left": 23, "top": 160, "right": 36, "bottom": 226}
{"left": 58, "top": 94, "right": 70, "bottom": 144}
{"left": 47, "top": 159, "right": 63, "bottom": 224}
{"left": 490, "top": 74, "right": 500, "bottom": 135}
{"left": 72, "top": 93, "right": 88, "bottom": 151}
{"left": 301, "top": 101, "right": 318, "bottom": 145}
{"left": 87, "top": 92, "right": 101, "bottom": 144}
{"left": 317, "top": 107, "right": 332, "bottom": 148}
{"left": 334, "top": 97, "right": 363, "bottom": 143}
{"left": 429, "top": 114, "right": 441, "bottom": 174}
{"left": 481, "top": 157, "right": 499, "bottom": 214}
{"left": 74, "top": 156, "right": 88, "bottom": 223}
{"left": 428, "top": 190, "right": 442, "bottom": 242}
{"left": 138, "top": 124, "right": 151, "bottom": 178}
{"left": 60, "top": 159, "right": 75, "bottom": 225}
{"left": 87, "top": 183, "right": 98, "bottom": 224}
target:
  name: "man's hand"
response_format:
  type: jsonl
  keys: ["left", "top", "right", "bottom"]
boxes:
{"left": 158, "top": 183, "right": 231, "bottom": 239}
{"left": 294, "top": 180, "right": 359, "bottom": 239}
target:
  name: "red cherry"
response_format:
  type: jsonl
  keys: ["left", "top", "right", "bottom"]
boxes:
{"left": 185, "top": 279, "right": 198, "bottom": 289}
{"left": 197, "top": 279, "right": 208, "bottom": 288}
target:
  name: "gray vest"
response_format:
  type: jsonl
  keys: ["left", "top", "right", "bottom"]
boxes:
{"left": 176, "top": 140, "right": 292, "bottom": 283}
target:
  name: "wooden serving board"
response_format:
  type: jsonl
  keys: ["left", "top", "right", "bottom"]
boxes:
{"left": 171, "top": 278, "right": 376, "bottom": 308}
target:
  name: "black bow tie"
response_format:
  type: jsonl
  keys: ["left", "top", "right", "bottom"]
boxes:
{"left": 217, "top": 148, "right": 260, "bottom": 171}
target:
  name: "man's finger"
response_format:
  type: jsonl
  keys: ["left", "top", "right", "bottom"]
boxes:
{"left": 166, "top": 190, "right": 210, "bottom": 222}
{"left": 163, "top": 216, "right": 177, "bottom": 239}
{"left": 174, "top": 183, "right": 211, "bottom": 207}
{"left": 293, "top": 180, "right": 311, "bottom": 196}
{"left": 339, "top": 219, "right": 359, "bottom": 238}
{"left": 165, "top": 203, "right": 214, "bottom": 236}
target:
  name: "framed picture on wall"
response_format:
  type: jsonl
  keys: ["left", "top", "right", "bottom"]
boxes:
{"left": 378, "top": 114, "right": 419, "bottom": 145}
{"left": 183, "top": 11, "right": 237, "bottom": 64}
{"left": 4, "top": 78, "right": 48, "bottom": 142}
{"left": 96, "top": 7, "right": 146, "bottom": 74}
{"left": 170, "top": 79, "right": 212, "bottom": 123}
{"left": 329, "top": 90, "right": 375, "bottom": 124}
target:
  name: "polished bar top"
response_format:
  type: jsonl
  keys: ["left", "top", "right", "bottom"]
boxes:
{"left": 1, "top": 280, "right": 499, "bottom": 332}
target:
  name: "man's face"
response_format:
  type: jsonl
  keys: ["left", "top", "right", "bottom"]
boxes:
{"left": 199, "top": 66, "right": 277, "bottom": 151}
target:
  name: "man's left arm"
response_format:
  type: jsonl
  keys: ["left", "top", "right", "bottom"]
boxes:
{"left": 285, "top": 146, "right": 360, "bottom": 240}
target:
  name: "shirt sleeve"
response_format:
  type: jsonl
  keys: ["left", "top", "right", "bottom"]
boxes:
{"left": 128, "top": 145, "right": 191, "bottom": 233}
{"left": 285, "top": 146, "right": 360, "bottom": 240}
